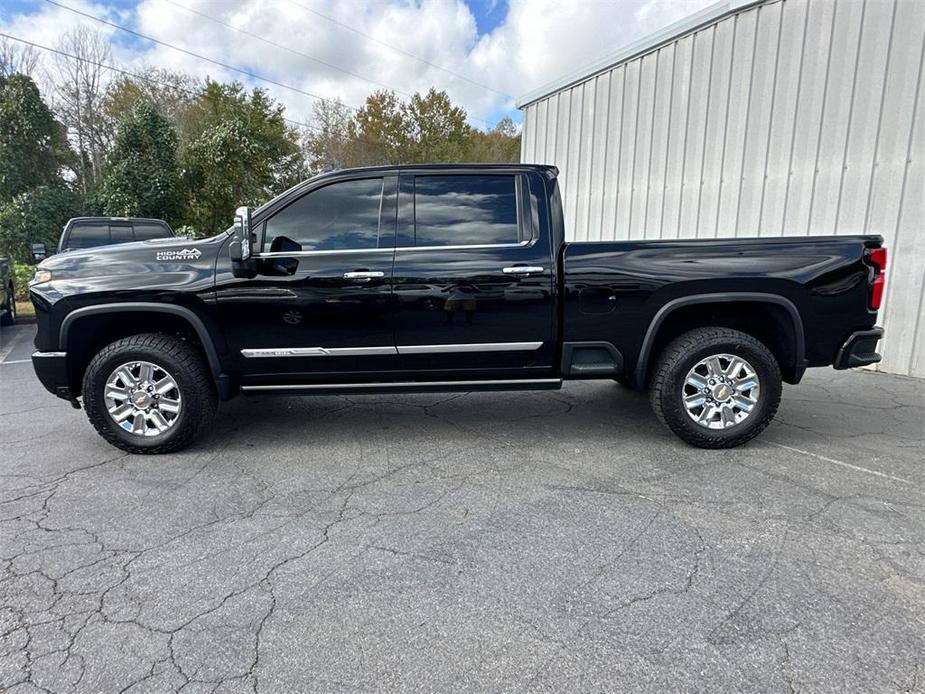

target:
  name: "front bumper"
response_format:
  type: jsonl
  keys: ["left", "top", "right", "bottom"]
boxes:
{"left": 834, "top": 327, "right": 883, "bottom": 370}
{"left": 32, "top": 351, "right": 72, "bottom": 401}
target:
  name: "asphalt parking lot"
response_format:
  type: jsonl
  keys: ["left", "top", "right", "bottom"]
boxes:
{"left": 1, "top": 322, "right": 923, "bottom": 693}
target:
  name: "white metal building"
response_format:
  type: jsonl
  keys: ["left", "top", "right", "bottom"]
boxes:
{"left": 518, "top": 0, "right": 924, "bottom": 378}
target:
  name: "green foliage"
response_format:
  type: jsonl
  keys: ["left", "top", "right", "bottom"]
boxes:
{"left": 94, "top": 101, "right": 182, "bottom": 223}
{"left": 0, "top": 185, "right": 83, "bottom": 262}
{"left": 0, "top": 74, "right": 73, "bottom": 205}
{"left": 305, "top": 89, "right": 520, "bottom": 172}
{"left": 464, "top": 117, "right": 521, "bottom": 163}
{"left": 350, "top": 90, "right": 409, "bottom": 165}
{"left": 180, "top": 81, "right": 305, "bottom": 235}
{"left": 103, "top": 69, "right": 200, "bottom": 129}
{"left": 402, "top": 88, "right": 471, "bottom": 163}
{"left": 12, "top": 262, "right": 32, "bottom": 300}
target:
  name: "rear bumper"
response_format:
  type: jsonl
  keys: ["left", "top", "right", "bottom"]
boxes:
{"left": 32, "top": 351, "right": 71, "bottom": 400}
{"left": 834, "top": 328, "right": 883, "bottom": 370}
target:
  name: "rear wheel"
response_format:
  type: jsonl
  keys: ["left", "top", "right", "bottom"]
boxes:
{"left": 649, "top": 327, "right": 781, "bottom": 448}
{"left": 82, "top": 333, "right": 217, "bottom": 454}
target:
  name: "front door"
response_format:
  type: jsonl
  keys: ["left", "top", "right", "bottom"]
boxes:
{"left": 215, "top": 174, "right": 399, "bottom": 385}
{"left": 390, "top": 171, "right": 556, "bottom": 380}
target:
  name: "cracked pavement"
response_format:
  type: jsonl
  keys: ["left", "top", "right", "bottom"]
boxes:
{"left": 1, "top": 323, "right": 923, "bottom": 692}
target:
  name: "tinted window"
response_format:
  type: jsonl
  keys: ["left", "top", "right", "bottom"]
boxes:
{"left": 66, "top": 223, "right": 109, "bottom": 250}
{"left": 109, "top": 224, "right": 133, "bottom": 244}
{"left": 413, "top": 175, "right": 520, "bottom": 247}
{"left": 134, "top": 223, "right": 171, "bottom": 241}
{"left": 265, "top": 178, "right": 384, "bottom": 252}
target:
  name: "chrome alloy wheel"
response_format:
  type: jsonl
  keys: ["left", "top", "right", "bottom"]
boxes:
{"left": 682, "top": 353, "right": 761, "bottom": 430}
{"left": 104, "top": 361, "right": 182, "bottom": 436}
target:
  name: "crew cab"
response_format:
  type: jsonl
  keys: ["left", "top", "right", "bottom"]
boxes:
{"left": 28, "top": 164, "right": 886, "bottom": 453}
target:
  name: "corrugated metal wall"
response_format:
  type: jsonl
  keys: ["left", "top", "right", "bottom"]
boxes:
{"left": 520, "top": 0, "right": 925, "bottom": 378}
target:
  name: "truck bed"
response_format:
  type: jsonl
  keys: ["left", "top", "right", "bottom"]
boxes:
{"left": 562, "top": 234, "right": 883, "bottom": 384}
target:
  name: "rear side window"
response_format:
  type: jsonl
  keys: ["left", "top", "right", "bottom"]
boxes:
{"left": 265, "top": 177, "right": 385, "bottom": 252}
{"left": 413, "top": 175, "right": 521, "bottom": 247}
{"left": 66, "top": 223, "right": 110, "bottom": 250}
{"left": 133, "top": 223, "right": 171, "bottom": 241}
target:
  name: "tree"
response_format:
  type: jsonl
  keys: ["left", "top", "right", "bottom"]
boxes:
{"left": 0, "top": 73, "right": 73, "bottom": 204}
{"left": 52, "top": 27, "right": 112, "bottom": 194}
{"left": 103, "top": 68, "right": 200, "bottom": 129}
{"left": 464, "top": 117, "right": 521, "bottom": 163}
{"left": 0, "top": 186, "right": 82, "bottom": 262}
{"left": 94, "top": 101, "right": 183, "bottom": 222}
{"left": 0, "top": 37, "right": 40, "bottom": 78}
{"left": 401, "top": 88, "right": 471, "bottom": 163}
{"left": 181, "top": 81, "right": 305, "bottom": 235}
{"left": 304, "top": 97, "right": 354, "bottom": 173}
{"left": 303, "top": 88, "right": 519, "bottom": 168}
{"left": 350, "top": 90, "right": 408, "bottom": 165}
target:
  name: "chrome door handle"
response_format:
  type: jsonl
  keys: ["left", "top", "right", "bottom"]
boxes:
{"left": 343, "top": 271, "right": 385, "bottom": 282}
{"left": 502, "top": 266, "right": 544, "bottom": 275}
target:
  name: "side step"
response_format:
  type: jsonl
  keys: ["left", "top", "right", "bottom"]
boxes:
{"left": 240, "top": 378, "right": 563, "bottom": 396}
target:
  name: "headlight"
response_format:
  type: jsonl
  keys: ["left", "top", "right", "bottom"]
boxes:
{"left": 31, "top": 269, "right": 53, "bottom": 285}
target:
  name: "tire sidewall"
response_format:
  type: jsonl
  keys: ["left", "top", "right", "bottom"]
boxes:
{"left": 84, "top": 343, "right": 199, "bottom": 450}
{"left": 658, "top": 334, "right": 781, "bottom": 445}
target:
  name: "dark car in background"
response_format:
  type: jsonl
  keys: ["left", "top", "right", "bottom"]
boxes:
{"left": 0, "top": 256, "right": 16, "bottom": 326}
{"left": 57, "top": 217, "right": 175, "bottom": 253}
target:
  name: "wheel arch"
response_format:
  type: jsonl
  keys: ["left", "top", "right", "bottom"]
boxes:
{"left": 59, "top": 303, "right": 223, "bottom": 380}
{"left": 633, "top": 293, "right": 806, "bottom": 389}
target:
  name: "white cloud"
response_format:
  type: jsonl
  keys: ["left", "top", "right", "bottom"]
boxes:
{"left": 1, "top": 0, "right": 712, "bottom": 128}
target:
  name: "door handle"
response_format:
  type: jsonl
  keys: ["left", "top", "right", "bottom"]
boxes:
{"left": 343, "top": 270, "right": 385, "bottom": 282}
{"left": 502, "top": 266, "right": 544, "bottom": 275}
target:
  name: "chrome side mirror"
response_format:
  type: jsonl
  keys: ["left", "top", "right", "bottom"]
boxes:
{"left": 230, "top": 206, "right": 252, "bottom": 262}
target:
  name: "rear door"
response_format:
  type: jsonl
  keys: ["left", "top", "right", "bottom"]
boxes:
{"left": 390, "top": 171, "right": 556, "bottom": 379}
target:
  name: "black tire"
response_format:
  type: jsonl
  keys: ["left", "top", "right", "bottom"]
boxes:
{"left": 649, "top": 327, "right": 781, "bottom": 449}
{"left": 82, "top": 333, "right": 217, "bottom": 454}
{"left": 0, "top": 283, "right": 15, "bottom": 326}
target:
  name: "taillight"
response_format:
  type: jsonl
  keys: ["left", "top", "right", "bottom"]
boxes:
{"left": 869, "top": 247, "right": 887, "bottom": 310}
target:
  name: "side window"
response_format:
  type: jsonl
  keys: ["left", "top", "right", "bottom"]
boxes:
{"left": 109, "top": 224, "right": 133, "bottom": 244}
{"left": 413, "top": 175, "right": 521, "bottom": 247}
{"left": 133, "top": 223, "right": 170, "bottom": 241}
{"left": 265, "top": 178, "right": 384, "bottom": 252}
{"left": 66, "top": 223, "right": 109, "bottom": 250}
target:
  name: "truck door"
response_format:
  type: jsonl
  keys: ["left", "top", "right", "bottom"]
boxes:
{"left": 390, "top": 171, "right": 556, "bottom": 379}
{"left": 214, "top": 174, "right": 399, "bottom": 384}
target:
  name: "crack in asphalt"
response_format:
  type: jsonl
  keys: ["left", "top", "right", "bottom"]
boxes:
{"left": 1, "top": 361, "right": 923, "bottom": 692}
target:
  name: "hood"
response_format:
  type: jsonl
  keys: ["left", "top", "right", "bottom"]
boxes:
{"left": 34, "top": 232, "right": 229, "bottom": 298}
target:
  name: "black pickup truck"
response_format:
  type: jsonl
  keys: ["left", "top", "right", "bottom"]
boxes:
{"left": 29, "top": 164, "right": 886, "bottom": 453}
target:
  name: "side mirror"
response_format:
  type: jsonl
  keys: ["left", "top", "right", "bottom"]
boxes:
{"left": 30, "top": 242, "right": 47, "bottom": 264}
{"left": 230, "top": 206, "right": 253, "bottom": 262}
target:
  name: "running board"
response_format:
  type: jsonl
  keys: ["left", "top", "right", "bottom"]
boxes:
{"left": 240, "top": 378, "right": 563, "bottom": 396}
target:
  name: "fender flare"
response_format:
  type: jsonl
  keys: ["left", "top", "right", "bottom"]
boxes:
{"left": 59, "top": 302, "right": 223, "bottom": 378}
{"left": 632, "top": 292, "right": 806, "bottom": 388}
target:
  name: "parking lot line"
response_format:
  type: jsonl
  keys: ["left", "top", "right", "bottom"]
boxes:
{"left": 0, "top": 358, "right": 30, "bottom": 365}
{"left": 0, "top": 327, "right": 28, "bottom": 363}
{"left": 766, "top": 440, "right": 913, "bottom": 485}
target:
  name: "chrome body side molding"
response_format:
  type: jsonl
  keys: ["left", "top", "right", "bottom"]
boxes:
{"left": 241, "top": 342, "right": 544, "bottom": 358}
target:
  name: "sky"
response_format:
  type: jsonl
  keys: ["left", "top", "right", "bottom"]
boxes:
{"left": 0, "top": 0, "right": 714, "bottom": 130}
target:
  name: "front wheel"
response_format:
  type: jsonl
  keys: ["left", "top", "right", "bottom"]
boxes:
{"left": 649, "top": 327, "right": 782, "bottom": 449}
{"left": 82, "top": 333, "right": 217, "bottom": 454}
